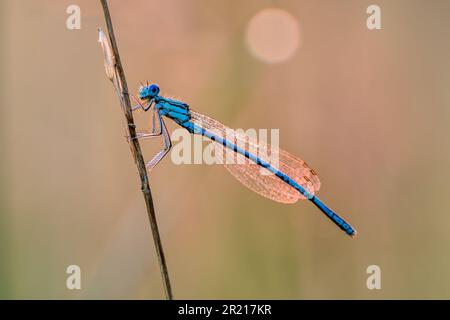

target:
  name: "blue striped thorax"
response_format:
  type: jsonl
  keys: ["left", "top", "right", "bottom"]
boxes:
{"left": 139, "top": 84, "right": 191, "bottom": 126}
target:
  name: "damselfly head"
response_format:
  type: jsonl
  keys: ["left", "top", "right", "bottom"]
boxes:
{"left": 139, "top": 83, "right": 160, "bottom": 100}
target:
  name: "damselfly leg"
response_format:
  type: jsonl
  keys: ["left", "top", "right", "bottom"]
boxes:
{"left": 128, "top": 109, "right": 172, "bottom": 173}
{"left": 132, "top": 94, "right": 153, "bottom": 112}
{"left": 145, "top": 114, "right": 172, "bottom": 172}
{"left": 128, "top": 110, "right": 162, "bottom": 141}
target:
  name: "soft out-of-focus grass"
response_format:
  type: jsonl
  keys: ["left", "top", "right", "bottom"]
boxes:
{"left": 3, "top": 0, "right": 450, "bottom": 299}
{"left": 0, "top": 0, "right": 12, "bottom": 299}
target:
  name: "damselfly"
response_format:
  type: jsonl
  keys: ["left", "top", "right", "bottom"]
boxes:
{"left": 132, "top": 84, "right": 357, "bottom": 237}
{"left": 98, "top": 30, "right": 357, "bottom": 238}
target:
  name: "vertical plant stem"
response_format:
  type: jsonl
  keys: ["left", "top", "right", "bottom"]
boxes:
{"left": 99, "top": 0, "right": 173, "bottom": 300}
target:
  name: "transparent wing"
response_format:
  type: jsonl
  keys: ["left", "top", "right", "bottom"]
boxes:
{"left": 190, "top": 111, "right": 320, "bottom": 204}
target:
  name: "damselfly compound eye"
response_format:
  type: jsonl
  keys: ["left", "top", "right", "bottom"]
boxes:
{"left": 149, "top": 84, "right": 160, "bottom": 95}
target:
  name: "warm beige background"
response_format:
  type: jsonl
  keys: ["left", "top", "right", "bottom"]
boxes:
{"left": 1, "top": 0, "right": 450, "bottom": 299}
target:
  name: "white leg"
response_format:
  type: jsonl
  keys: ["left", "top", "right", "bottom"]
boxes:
{"left": 146, "top": 116, "right": 172, "bottom": 173}
{"left": 128, "top": 107, "right": 160, "bottom": 141}
{"left": 151, "top": 107, "right": 157, "bottom": 133}
{"left": 132, "top": 104, "right": 142, "bottom": 111}
{"left": 131, "top": 95, "right": 154, "bottom": 112}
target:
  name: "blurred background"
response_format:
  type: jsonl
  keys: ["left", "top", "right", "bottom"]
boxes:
{"left": 1, "top": 0, "right": 450, "bottom": 299}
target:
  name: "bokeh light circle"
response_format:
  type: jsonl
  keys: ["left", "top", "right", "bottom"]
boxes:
{"left": 246, "top": 8, "right": 301, "bottom": 64}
